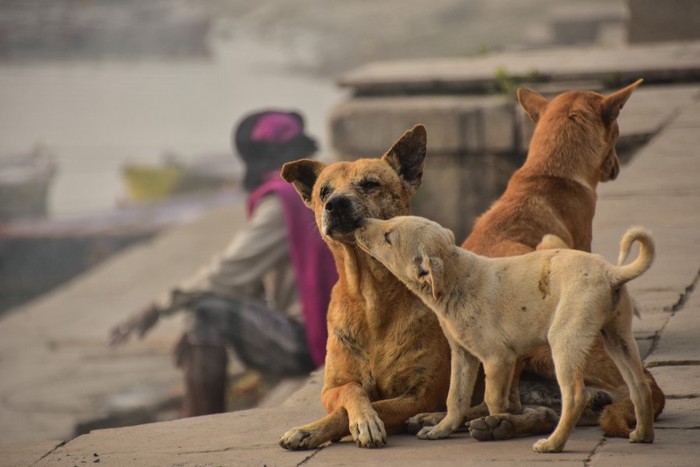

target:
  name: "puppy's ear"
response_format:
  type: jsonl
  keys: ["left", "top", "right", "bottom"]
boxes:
{"left": 444, "top": 227, "right": 456, "bottom": 246}
{"left": 383, "top": 124, "right": 427, "bottom": 194}
{"left": 280, "top": 159, "right": 326, "bottom": 207}
{"left": 517, "top": 88, "right": 549, "bottom": 123}
{"left": 601, "top": 79, "right": 643, "bottom": 125}
{"left": 420, "top": 256, "right": 445, "bottom": 302}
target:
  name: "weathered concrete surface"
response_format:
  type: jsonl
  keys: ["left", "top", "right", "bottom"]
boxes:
{"left": 0, "top": 202, "right": 247, "bottom": 445}
{"left": 1, "top": 440, "right": 64, "bottom": 467}
{"left": 646, "top": 279, "right": 700, "bottom": 366}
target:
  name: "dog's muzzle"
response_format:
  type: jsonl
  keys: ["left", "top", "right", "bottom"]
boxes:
{"left": 323, "top": 194, "right": 362, "bottom": 238}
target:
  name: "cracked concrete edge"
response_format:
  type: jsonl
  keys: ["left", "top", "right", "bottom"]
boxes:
{"left": 0, "top": 439, "right": 64, "bottom": 467}
{"left": 645, "top": 268, "right": 700, "bottom": 367}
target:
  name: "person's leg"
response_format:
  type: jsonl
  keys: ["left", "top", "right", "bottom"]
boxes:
{"left": 174, "top": 335, "right": 228, "bottom": 417}
{"left": 214, "top": 297, "right": 314, "bottom": 377}
{"left": 174, "top": 297, "right": 237, "bottom": 417}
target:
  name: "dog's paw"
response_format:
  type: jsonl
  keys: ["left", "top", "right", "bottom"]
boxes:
{"left": 349, "top": 410, "right": 387, "bottom": 448}
{"left": 406, "top": 411, "right": 446, "bottom": 434}
{"left": 468, "top": 415, "right": 515, "bottom": 441}
{"left": 532, "top": 437, "right": 562, "bottom": 453}
{"left": 279, "top": 427, "right": 322, "bottom": 450}
{"left": 629, "top": 427, "right": 654, "bottom": 444}
{"left": 416, "top": 423, "right": 453, "bottom": 440}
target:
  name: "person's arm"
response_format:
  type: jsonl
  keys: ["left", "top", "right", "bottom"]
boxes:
{"left": 156, "top": 195, "right": 289, "bottom": 313}
{"left": 110, "top": 195, "right": 289, "bottom": 345}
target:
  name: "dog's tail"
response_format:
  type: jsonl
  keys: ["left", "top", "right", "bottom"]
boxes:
{"left": 608, "top": 226, "right": 655, "bottom": 287}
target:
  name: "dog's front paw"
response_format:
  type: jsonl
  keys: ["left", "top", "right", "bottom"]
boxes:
{"left": 416, "top": 423, "right": 453, "bottom": 440}
{"left": 468, "top": 415, "right": 515, "bottom": 441}
{"left": 279, "top": 427, "right": 323, "bottom": 450}
{"left": 349, "top": 409, "right": 387, "bottom": 448}
{"left": 629, "top": 427, "right": 654, "bottom": 444}
{"left": 532, "top": 437, "right": 563, "bottom": 453}
{"left": 406, "top": 411, "right": 446, "bottom": 434}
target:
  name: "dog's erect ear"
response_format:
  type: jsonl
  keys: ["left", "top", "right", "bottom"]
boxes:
{"left": 280, "top": 159, "right": 326, "bottom": 207}
{"left": 601, "top": 79, "right": 643, "bottom": 125}
{"left": 382, "top": 124, "right": 427, "bottom": 193}
{"left": 420, "top": 256, "right": 444, "bottom": 302}
{"left": 517, "top": 88, "right": 549, "bottom": 123}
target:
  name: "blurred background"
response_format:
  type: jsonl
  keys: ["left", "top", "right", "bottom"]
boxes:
{"left": 0, "top": 0, "right": 630, "bottom": 312}
{"left": 2, "top": 0, "right": 699, "bottom": 446}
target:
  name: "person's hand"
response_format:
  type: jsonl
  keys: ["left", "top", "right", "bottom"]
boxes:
{"left": 109, "top": 304, "right": 161, "bottom": 346}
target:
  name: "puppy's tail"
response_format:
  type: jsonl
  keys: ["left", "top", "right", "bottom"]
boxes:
{"left": 609, "top": 226, "right": 655, "bottom": 287}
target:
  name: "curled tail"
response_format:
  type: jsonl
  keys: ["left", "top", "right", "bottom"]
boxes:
{"left": 609, "top": 226, "right": 655, "bottom": 287}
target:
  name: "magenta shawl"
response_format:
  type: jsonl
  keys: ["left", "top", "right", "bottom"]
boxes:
{"left": 247, "top": 173, "right": 337, "bottom": 367}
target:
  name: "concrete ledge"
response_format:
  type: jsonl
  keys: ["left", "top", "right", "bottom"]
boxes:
{"left": 338, "top": 41, "right": 700, "bottom": 96}
{"left": 330, "top": 95, "right": 514, "bottom": 158}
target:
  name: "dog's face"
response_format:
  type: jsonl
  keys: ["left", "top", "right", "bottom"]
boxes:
{"left": 355, "top": 216, "right": 455, "bottom": 301}
{"left": 281, "top": 125, "right": 427, "bottom": 244}
{"left": 518, "top": 79, "right": 643, "bottom": 183}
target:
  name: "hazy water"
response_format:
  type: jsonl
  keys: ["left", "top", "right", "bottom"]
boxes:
{"left": 0, "top": 37, "right": 342, "bottom": 217}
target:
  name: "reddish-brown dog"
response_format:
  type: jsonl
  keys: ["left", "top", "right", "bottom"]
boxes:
{"left": 409, "top": 79, "right": 665, "bottom": 440}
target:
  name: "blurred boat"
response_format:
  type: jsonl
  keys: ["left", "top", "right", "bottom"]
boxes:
{"left": 0, "top": 147, "right": 56, "bottom": 222}
{"left": 122, "top": 152, "right": 241, "bottom": 203}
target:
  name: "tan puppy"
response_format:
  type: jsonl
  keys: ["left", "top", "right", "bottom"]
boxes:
{"left": 409, "top": 79, "right": 664, "bottom": 440}
{"left": 278, "top": 125, "right": 451, "bottom": 449}
{"left": 355, "top": 215, "right": 656, "bottom": 453}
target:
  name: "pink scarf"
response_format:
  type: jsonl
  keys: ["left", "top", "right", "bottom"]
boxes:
{"left": 247, "top": 173, "right": 337, "bottom": 367}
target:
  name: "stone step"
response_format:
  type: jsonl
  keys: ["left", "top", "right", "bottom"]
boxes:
{"left": 338, "top": 41, "right": 700, "bottom": 96}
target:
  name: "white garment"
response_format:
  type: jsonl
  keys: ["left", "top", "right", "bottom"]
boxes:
{"left": 154, "top": 194, "right": 302, "bottom": 321}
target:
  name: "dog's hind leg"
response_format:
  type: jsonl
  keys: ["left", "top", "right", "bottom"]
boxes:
{"left": 600, "top": 318, "right": 654, "bottom": 443}
{"left": 533, "top": 309, "right": 595, "bottom": 453}
{"left": 599, "top": 289, "right": 664, "bottom": 438}
{"left": 600, "top": 368, "right": 664, "bottom": 437}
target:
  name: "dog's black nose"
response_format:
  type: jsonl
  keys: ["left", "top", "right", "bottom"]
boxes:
{"left": 325, "top": 194, "right": 351, "bottom": 213}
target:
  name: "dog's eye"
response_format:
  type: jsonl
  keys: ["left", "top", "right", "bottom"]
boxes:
{"left": 384, "top": 231, "right": 392, "bottom": 244}
{"left": 319, "top": 184, "right": 331, "bottom": 201}
{"left": 359, "top": 179, "right": 380, "bottom": 192}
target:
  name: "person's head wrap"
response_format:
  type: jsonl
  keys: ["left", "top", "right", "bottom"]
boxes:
{"left": 233, "top": 110, "right": 318, "bottom": 192}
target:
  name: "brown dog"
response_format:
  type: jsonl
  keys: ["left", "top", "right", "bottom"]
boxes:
{"left": 408, "top": 79, "right": 665, "bottom": 440}
{"left": 278, "top": 125, "right": 451, "bottom": 449}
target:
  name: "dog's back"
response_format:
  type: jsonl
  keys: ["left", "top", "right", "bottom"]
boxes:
{"left": 461, "top": 84, "right": 641, "bottom": 256}
{"left": 463, "top": 169, "right": 595, "bottom": 256}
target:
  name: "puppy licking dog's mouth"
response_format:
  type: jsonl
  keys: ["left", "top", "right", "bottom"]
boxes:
{"left": 323, "top": 216, "right": 363, "bottom": 239}
{"left": 322, "top": 195, "right": 364, "bottom": 240}
{"left": 353, "top": 219, "right": 382, "bottom": 255}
